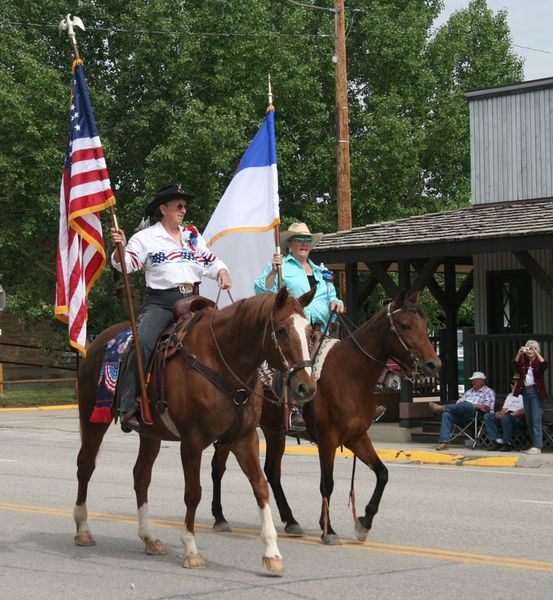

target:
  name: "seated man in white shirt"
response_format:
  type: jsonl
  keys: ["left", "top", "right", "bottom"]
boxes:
{"left": 483, "top": 375, "right": 524, "bottom": 452}
{"left": 429, "top": 371, "right": 496, "bottom": 451}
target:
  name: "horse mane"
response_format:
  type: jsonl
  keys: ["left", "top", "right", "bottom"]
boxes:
{"left": 349, "top": 299, "right": 427, "bottom": 343}
{"left": 230, "top": 293, "right": 290, "bottom": 331}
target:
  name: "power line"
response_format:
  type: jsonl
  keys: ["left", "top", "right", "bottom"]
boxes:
{"left": 4, "top": 19, "right": 553, "bottom": 56}
{"left": 513, "top": 44, "right": 553, "bottom": 56}
{"left": 1, "top": 20, "right": 334, "bottom": 39}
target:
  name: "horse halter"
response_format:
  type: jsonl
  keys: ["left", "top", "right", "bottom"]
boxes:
{"left": 264, "top": 314, "right": 312, "bottom": 385}
{"left": 337, "top": 305, "right": 420, "bottom": 383}
{"left": 385, "top": 302, "right": 420, "bottom": 380}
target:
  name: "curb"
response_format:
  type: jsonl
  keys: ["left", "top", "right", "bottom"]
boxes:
{"left": 0, "top": 406, "right": 524, "bottom": 468}
{"left": 264, "top": 443, "right": 520, "bottom": 468}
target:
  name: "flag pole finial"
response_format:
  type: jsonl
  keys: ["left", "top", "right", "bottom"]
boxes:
{"left": 59, "top": 15, "right": 85, "bottom": 61}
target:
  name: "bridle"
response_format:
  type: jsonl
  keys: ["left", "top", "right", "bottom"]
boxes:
{"left": 336, "top": 303, "right": 422, "bottom": 382}
{"left": 209, "top": 289, "right": 312, "bottom": 394}
{"left": 262, "top": 314, "right": 312, "bottom": 380}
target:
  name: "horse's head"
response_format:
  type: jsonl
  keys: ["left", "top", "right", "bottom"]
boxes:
{"left": 265, "top": 286, "right": 317, "bottom": 403}
{"left": 384, "top": 290, "right": 441, "bottom": 378}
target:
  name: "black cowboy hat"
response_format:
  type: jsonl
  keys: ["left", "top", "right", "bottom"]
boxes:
{"left": 144, "top": 184, "right": 194, "bottom": 217}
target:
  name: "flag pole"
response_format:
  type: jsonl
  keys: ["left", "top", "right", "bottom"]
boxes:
{"left": 268, "top": 75, "right": 283, "bottom": 288}
{"left": 59, "top": 15, "right": 153, "bottom": 425}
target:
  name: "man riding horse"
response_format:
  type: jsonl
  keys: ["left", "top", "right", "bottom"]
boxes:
{"left": 110, "top": 184, "right": 232, "bottom": 431}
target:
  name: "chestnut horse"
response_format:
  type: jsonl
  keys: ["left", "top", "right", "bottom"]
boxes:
{"left": 210, "top": 291, "right": 441, "bottom": 544}
{"left": 73, "top": 287, "right": 316, "bottom": 575}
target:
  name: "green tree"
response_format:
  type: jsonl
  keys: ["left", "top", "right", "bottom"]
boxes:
{"left": 0, "top": 0, "right": 523, "bottom": 342}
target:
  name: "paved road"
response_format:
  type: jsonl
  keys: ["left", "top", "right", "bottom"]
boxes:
{"left": 1, "top": 408, "right": 552, "bottom": 599}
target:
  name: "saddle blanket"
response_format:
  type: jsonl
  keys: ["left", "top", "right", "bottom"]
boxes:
{"left": 259, "top": 337, "right": 339, "bottom": 389}
{"left": 90, "top": 328, "right": 132, "bottom": 423}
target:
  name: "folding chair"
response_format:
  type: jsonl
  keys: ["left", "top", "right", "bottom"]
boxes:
{"left": 542, "top": 406, "right": 553, "bottom": 448}
{"left": 449, "top": 410, "right": 486, "bottom": 449}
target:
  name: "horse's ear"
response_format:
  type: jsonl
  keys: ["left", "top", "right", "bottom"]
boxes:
{"left": 275, "top": 286, "right": 289, "bottom": 308}
{"left": 407, "top": 289, "right": 420, "bottom": 304}
{"left": 298, "top": 285, "right": 317, "bottom": 308}
{"left": 390, "top": 289, "right": 407, "bottom": 311}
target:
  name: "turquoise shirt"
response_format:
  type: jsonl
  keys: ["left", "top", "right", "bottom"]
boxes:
{"left": 254, "top": 254, "right": 343, "bottom": 327}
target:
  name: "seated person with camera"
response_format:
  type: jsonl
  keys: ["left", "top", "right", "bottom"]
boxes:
{"left": 483, "top": 375, "right": 524, "bottom": 452}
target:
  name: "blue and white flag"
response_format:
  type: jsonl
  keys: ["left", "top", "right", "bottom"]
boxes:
{"left": 202, "top": 106, "right": 280, "bottom": 305}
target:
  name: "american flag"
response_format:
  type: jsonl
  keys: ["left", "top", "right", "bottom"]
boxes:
{"left": 55, "top": 61, "right": 115, "bottom": 355}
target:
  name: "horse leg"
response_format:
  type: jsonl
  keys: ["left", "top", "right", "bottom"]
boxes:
{"left": 74, "top": 421, "right": 109, "bottom": 546}
{"left": 346, "top": 433, "right": 388, "bottom": 542}
{"left": 232, "top": 431, "right": 284, "bottom": 576}
{"left": 210, "top": 444, "right": 232, "bottom": 532}
{"left": 318, "top": 444, "right": 341, "bottom": 546}
{"left": 263, "top": 430, "right": 303, "bottom": 535}
{"left": 133, "top": 435, "right": 166, "bottom": 555}
{"left": 180, "top": 445, "right": 206, "bottom": 569}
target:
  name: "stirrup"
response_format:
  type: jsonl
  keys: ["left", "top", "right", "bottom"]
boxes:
{"left": 288, "top": 411, "right": 306, "bottom": 434}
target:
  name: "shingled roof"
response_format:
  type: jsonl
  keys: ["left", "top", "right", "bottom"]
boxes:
{"left": 312, "top": 198, "right": 553, "bottom": 263}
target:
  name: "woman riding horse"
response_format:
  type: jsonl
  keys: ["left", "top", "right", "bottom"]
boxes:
{"left": 255, "top": 222, "right": 343, "bottom": 432}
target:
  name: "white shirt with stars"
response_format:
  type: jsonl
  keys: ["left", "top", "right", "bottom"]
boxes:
{"left": 111, "top": 221, "right": 227, "bottom": 290}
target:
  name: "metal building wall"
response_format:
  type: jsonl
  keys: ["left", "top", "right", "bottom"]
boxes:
{"left": 473, "top": 249, "right": 553, "bottom": 334}
{"left": 469, "top": 86, "right": 553, "bottom": 205}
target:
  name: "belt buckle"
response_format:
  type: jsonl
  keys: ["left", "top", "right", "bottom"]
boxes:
{"left": 178, "top": 283, "right": 192, "bottom": 294}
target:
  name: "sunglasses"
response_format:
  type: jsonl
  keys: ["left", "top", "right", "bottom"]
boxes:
{"left": 168, "top": 201, "right": 187, "bottom": 211}
{"left": 291, "top": 235, "right": 313, "bottom": 244}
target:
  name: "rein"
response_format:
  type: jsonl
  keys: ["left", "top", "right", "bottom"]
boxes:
{"left": 173, "top": 301, "right": 311, "bottom": 406}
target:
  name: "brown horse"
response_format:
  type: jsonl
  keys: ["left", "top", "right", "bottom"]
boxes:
{"left": 210, "top": 291, "right": 441, "bottom": 544}
{"left": 73, "top": 287, "right": 317, "bottom": 574}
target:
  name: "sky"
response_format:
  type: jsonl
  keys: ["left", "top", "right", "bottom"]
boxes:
{"left": 436, "top": 1, "right": 553, "bottom": 81}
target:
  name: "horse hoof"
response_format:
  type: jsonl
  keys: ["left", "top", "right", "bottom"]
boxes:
{"left": 145, "top": 539, "right": 167, "bottom": 555}
{"left": 321, "top": 533, "right": 342, "bottom": 546}
{"left": 74, "top": 531, "right": 96, "bottom": 546}
{"left": 354, "top": 518, "right": 369, "bottom": 542}
{"left": 183, "top": 553, "right": 206, "bottom": 569}
{"left": 284, "top": 523, "right": 304, "bottom": 536}
{"left": 262, "top": 556, "right": 284, "bottom": 576}
{"left": 213, "top": 520, "right": 232, "bottom": 533}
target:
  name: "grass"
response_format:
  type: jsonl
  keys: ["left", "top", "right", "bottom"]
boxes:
{"left": 0, "top": 384, "right": 76, "bottom": 407}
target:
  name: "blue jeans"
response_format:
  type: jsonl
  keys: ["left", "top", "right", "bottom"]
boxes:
{"left": 439, "top": 401, "right": 476, "bottom": 443}
{"left": 483, "top": 412, "right": 522, "bottom": 445}
{"left": 523, "top": 386, "right": 544, "bottom": 448}
{"left": 120, "top": 288, "right": 190, "bottom": 414}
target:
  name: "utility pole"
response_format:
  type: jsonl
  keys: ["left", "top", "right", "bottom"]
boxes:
{"left": 334, "top": 0, "right": 352, "bottom": 231}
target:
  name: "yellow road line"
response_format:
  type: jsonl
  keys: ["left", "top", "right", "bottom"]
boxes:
{"left": 1, "top": 501, "right": 551, "bottom": 572}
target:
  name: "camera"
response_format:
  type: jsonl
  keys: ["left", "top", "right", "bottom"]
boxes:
{"left": 524, "top": 346, "right": 531, "bottom": 353}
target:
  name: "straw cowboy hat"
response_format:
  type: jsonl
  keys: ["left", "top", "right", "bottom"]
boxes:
{"left": 280, "top": 222, "right": 323, "bottom": 249}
